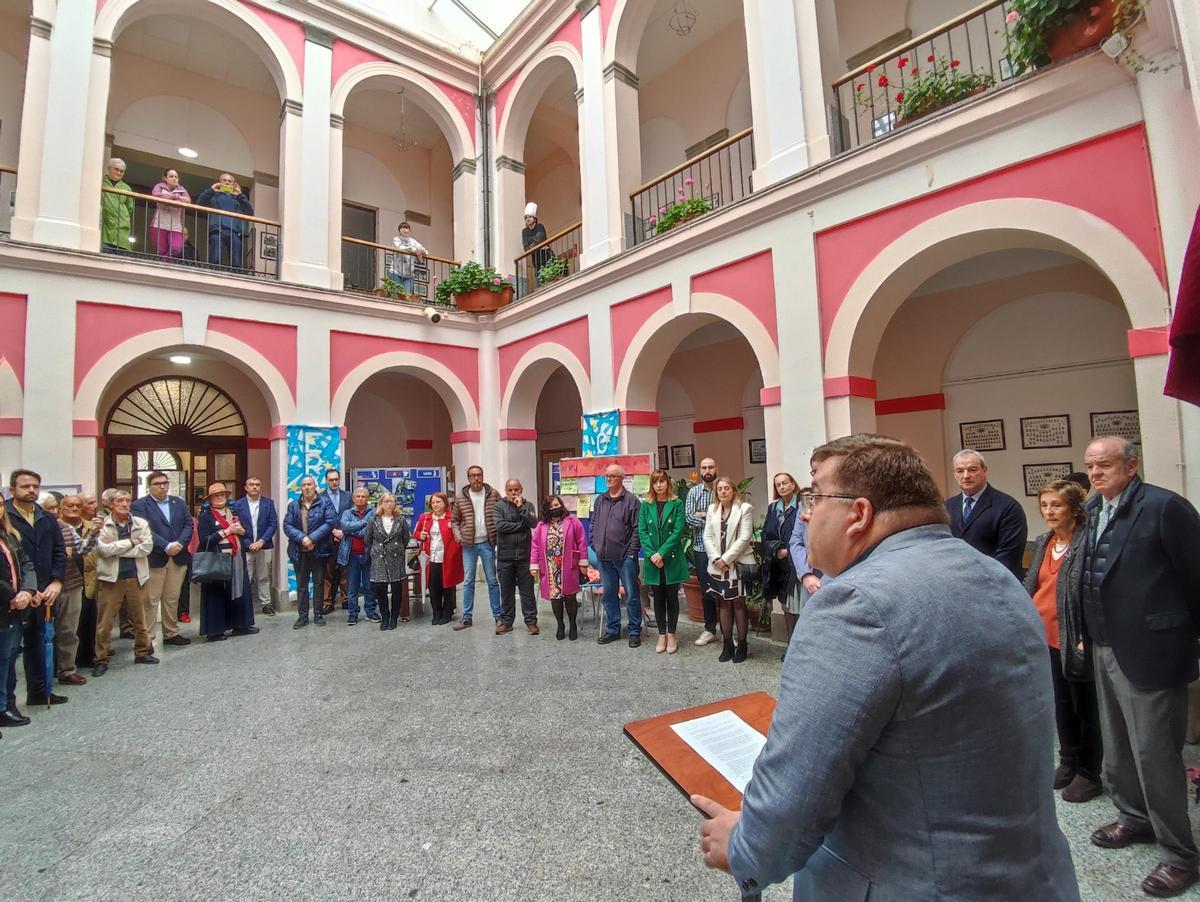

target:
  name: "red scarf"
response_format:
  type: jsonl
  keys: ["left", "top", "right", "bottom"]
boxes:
{"left": 212, "top": 506, "right": 240, "bottom": 555}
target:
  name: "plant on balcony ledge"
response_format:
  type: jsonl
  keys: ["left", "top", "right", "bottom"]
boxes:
{"left": 855, "top": 55, "right": 993, "bottom": 126}
{"left": 537, "top": 254, "right": 570, "bottom": 285}
{"left": 649, "top": 178, "right": 712, "bottom": 235}
{"left": 379, "top": 274, "right": 412, "bottom": 302}
{"left": 1006, "top": 1, "right": 1169, "bottom": 75}
{"left": 435, "top": 261, "right": 514, "bottom": 313}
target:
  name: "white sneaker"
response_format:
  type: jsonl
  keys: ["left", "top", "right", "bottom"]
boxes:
{"left": 694, "top": 630, "right": 717, "bottom": 646}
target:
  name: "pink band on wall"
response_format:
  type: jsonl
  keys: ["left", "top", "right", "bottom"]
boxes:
{"left": 407, "top": 439, "right": 434, "bottom": 450}
{"left": 759, "top": 386, "right": 782, "bottom": 407}
{"left": 500, "top": 429, "right": 538, "bottom": 441}
{"left": 0, "top": 418, "right": 22, "bottom": 436}
{"left": 450, "top": 430, "right": 481, "bottom": 445}
{"left": 823, "top": 376, "right": 878, "bottom": 399}
{"left": 620, "top": 410, "right": 660, "bottom": 427}
{"left": 247, "top": 438, "right": 271, "bottom": 450}
{"left": 73, "top": 419, "right": 99, "bottom": 437}
{"left": 1127, "top": 327, "right": 1169, "bottom": 358}
{"left": 875, "top": 393, "right": 946, "bottom": 416}
{"left": 693, "top": 417, "right": 745, "bottom": 434}
{"left": 268, "top": 425, "right": 287, "bottom": 441}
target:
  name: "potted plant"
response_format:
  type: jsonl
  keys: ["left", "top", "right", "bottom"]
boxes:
{"left": 1004, "top": 0, "right": 1121, "bottom": 73}
{"left": 649, "top": 178, "right": 712, "bottom": 235}
{"left": 537, "top": 254, "right": 570, "bottom": 285}
{"left": 377, "top": 274, "right": 411, "bottom": 301}
{"left": 855, "top": 55, "right": 993, "bottom": 126}
{"left": 435, "top": 261, "right": 514, "bottom": 313}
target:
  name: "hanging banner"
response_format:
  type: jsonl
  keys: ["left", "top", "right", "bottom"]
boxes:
{"left": 285, "top": 425, "right": 343, "bottom": 595}
{"left": 581, "top": 409, "right": 620, "bottom": 457}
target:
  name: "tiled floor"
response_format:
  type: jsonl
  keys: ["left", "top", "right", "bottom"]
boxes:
{"left": 1, "top": 595, "right": 1197, "bottom": 900}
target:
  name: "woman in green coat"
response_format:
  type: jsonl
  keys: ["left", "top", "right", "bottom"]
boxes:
{"left": 101, "top": 158, "right": 134, "bottom": 252}
{"left": 638, "top": 469, "right": 688, "bottom": 654}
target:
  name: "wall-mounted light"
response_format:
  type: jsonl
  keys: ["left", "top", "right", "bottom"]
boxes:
{"left": 178, "top": 147, "right": 198, "bottom": 159}
{"left": 169, "top": 354, "right": 192, "bottom": 365}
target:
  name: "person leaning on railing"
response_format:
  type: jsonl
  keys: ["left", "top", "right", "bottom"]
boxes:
{"left": 150, "top": 168, "right": 191, "bottom": 259}
{"left": 521, "top": 202, "right": 551, "bottom": 284}
{"left": 390, "top": 221, "right": 427, "bottom": 295}
{"left": 196, "top": 173, "right": 254, "bottom": 270}
{"left": 101, "top": 157, "right": 133, "bottom": 254}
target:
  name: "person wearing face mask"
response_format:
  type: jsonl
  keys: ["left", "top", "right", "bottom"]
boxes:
{"left": 196, "top": 172, "right": 254, "bottom": 270}
{"left": 493, "top": 479, "right": 539, "bottom": 635}
{"left": 150, "top": 168, "right": 191, "bottom": 259}
{"left": 530, "top": 495, "right": 588, "bottom": 641}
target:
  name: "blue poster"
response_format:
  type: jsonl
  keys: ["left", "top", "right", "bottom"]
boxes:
{"left": 581, "top": 409, "right": 620, "bottom": 457}
{"left": 285, "top": 425, "right": 342, "bottom": 595}
{"left": 352, "top": 468, "right": 445, "bottom": 526}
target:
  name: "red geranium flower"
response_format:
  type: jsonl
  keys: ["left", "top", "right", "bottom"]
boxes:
{"left": 898, "top": 56, "right": 909, "bottom": 69}
{"left": 866, "top": 63, "right": 875, "bottom": 73}
{"left": 855, "top": 82, "right": 864, "bottom": 92}
{"left": 950, "top": 59, "right": 961, "bottom": 68}
{"left": 895, "top": 91, "right": 904, "bottom": 102}
{"left": 927, "top": 54, "right": 935, "bottom": 63}
{"left": 878, "top": 74, "right": 889, "bottom": 87}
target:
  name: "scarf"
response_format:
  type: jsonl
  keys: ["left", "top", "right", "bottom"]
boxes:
{"left": 212, "top": 506, "right": 240, "bottom": 555}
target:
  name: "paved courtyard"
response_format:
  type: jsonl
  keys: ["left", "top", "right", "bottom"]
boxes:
{"left": 1, "top": 591, "right": 1198, "bottom": 901}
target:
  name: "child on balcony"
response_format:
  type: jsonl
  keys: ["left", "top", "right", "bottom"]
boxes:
{"left": 389, "top": 221, "right": 427, "bottom": 296}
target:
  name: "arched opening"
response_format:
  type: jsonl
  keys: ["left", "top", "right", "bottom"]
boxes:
{"left": 0, "top": 0, "right": 30, "bottom": 236}
{"left": 533, "top": 367, "right": 584, "bottom": 502}
{"left": 624, "top": 315, "right": 770, "bottom": 501}
{"left": 871, "top": 248, "right": 1140, "bottom": 523}
{"left": 97, "top": 354, "right": 274, "bottom": 512}
{"left": 339, "top": 77, "right": 456, "bottom": 297}
{"left": 105, "top": 3, "right": 286, "bottom": 273}
{"left": 343, "top": 371, "right": 455, "bottom": 474}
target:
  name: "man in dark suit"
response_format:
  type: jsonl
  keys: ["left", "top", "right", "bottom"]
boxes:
{"left": 7, "top": 469, "right": 67, "bottom": 708}
{"left": 131, "top": 471, "right": 193, "bottom": 649}
{"left": 944, "top": 449, "right": 1027, "bottom": 578}
{"left": 1082, "top": 436, "right": 1200, "bottom": 898}
{"left": 321, "top": 468, "right": 350, "bottom": 614}
{"left": 230, "top": 476, "right": 278, "bottom": 617}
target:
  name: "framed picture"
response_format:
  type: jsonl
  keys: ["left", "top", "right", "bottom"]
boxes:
{"left": 670, "top": 444, "right": 695, "bottom": 469}
{"left": 1020, "top": 414, "right": 1071, "bottom": 450}
{"left": 657, "top": 445, "right": 668, "bottom": 470}
{"left": 1090, "top": 410, "right": 1141, "bottom": 445}
{"left": 959, "top": 419, "right": 1006, "bottom": 452}
{"left": 259, "top": 232, "right": 278, "bottom": 261}
{"left": 1023, "top": 462, "right": 1073, "bottom": 497}
{"left": 748, "top": 438, "right": 767, "bottom": 464}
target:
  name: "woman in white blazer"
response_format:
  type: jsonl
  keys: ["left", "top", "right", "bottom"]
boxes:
{"left": 702, "top": 475, "right": 756, "bottom": 663}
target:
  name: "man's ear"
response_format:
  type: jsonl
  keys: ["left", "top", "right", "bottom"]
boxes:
{"left": 845, "top": 498, "right": 873, "bottom": 540}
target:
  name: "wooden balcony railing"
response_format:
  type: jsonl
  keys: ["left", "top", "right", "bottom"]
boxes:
{"left": 831, "top": 0, "right": 1017, "bottom": 153}
{"left": 340, "top": 236, "right": 457, "bottom": 304}
{"left": 628, "top": 128, "right": 754, "bottom": 247}
{"left": 0, "top": 165, "right": 16, "bottom": 239}
{"left": 513, "top": 219, "right": 582, "bottom": 300}
{"left": 100, "top": 186, "right": 281, "bottom": 279}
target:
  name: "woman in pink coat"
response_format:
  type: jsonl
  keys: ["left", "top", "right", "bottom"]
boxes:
{"left": 530, "top": 494, "right": 588, "bottom": 641}
{"left": 150, "top": 168, "right": 191, "bottom": 258}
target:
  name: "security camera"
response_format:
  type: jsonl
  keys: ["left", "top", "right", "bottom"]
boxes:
{"left": 423, "top": 306, "right": 442, "bottom": 324}
{"left": 1100, "top": 32, "right": 1129, "bottom": 59}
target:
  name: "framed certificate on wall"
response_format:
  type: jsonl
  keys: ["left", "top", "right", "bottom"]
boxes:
{"left": 959, "top": 419, "right": 1006, "bottom": 452}
{"left": 1023, "top": 462, "right": 1073, "bottom": 496}
{"left": 1020, "top": 415, "right": 1071, "bottom": 450}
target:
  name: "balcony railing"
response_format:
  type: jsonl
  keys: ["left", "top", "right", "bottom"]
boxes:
{"left": 628, "top": 128, "right": 754, "bottom": 248}
{"left": 831, "top": 0, "right": 1016, "bottom": 153}
{"left": 340, "top": 236, "right": 457, "bottom": 304}
{"left": 100, "top": 186, "right": 281, "bottom": 278}
{"left": 0, "top": 166, "right": 16, "bottom": 238}
{"left": 513, "top": 220, "right": 582, "bottom": 300}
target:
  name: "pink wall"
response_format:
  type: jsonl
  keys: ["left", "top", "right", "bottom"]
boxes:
{"left": 328, "top": 331, "right": 480, "bottom": 412}
{"left": 610, "top": 285, "right": 671, "bottom": 380}
{"left": 692, "top": 250, "right": 778, "bottom": 348}
{"left": 498, "top": 316, "right": 590, "bottom": 399}
{"left": 207, "top": 316, "right": 297, "bottom": 400}
{"left": 74, "top": 302, "right": 182, "bottom": 392}
{"left": 0, "top": 293, "right": 27, "bottom": 388}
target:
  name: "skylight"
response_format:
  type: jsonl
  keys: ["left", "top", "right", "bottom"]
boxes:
{"left": 341, "top": 0, "right": 533, "bottom": 54}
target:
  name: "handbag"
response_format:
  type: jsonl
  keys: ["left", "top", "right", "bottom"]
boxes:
{"left": 191, "top": 550, "right": 232, "bottom": 584}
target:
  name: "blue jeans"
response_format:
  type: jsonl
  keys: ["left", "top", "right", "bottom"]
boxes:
{"left": 0, "top": 622, "right": 20, "bottom": 712}
{"left": 600, "top": 557, "right": 641, "bottom": 637}
{"left": 209, "top": 228, "right": 244, "bottom": 269}
{"left": 461, "top": 542, "right": 500, "bottom": 621}
{"left": 345, "top": 553, "right": 373, "bottom": 617}
{"left": 389, "top": 273, "right": 415, "bottom": 295}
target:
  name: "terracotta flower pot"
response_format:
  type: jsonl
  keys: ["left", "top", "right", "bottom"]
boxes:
{"left": 454, "top": 285, "right": 513, "bottom": 313}
{"left": 1046, "top": 0, "right": 1117, "bottom": 62}
{"left": 683, "top": 576, "right": 706, "bottom": 623}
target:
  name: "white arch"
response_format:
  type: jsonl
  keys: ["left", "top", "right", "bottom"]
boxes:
{"left": 603, "top": 0, "right": 656, "bottom": 69}
{"left": 330, "top": 352, "right": 479, "bottom": 433}
{"left": 614, "top": 293, "right": 780, "bottom": 411}
{"left": 825, "top": 198, "right": 1170, "bottom": 378}
{"left": 499, "top": 343, "right": 591, "bottom": 428}
{"left": 96, "top": 0, "right": 301, "bottom": 102}
{"left": 73, "top": 328, "right": 294, "bottom": 425}
{"left": 496, "top": 43, "right": 584, "bottom": 161}
{"left": 331, "top": 62, "right": 474, "bottom": 163}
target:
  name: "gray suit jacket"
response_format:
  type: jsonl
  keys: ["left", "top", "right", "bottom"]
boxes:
{"left": 728, "top": 523, "right": 1078, "bottom": 901}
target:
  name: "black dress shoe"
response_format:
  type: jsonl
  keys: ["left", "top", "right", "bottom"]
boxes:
{"left": 231, "top": 626, "right": 259, "bottom": 635}
{"left": 628, "top": 635, "right": 641, "bottom": 648}
{"left": 164, "top": 635, "right": 191, "bottom": 646}
{"left": 206, "top": 634, "right": 227, "bottom": 642}
{"left": 91, "top": 662, "right": 109, "bottom": 677}
{"left": 293, "top": 617, "right": 309, "bottom": 630}
{"left": 26, "top": 693, "right": 68, "bottom": 706}
{"left": 597, "top": 632, "right": 621, "bottom": 645}
{"left": 0, "top": 709, "right": 31, "bottom": 727}
{"left": 134, "top": 654, "right": 159, "bottom": 664}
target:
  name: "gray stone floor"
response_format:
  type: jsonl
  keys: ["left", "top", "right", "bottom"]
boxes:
{"left": 1, "top": 592, "right": 1197, "bottom": 901}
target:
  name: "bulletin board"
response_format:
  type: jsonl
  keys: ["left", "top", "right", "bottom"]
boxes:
{"left": 352, "top": 467, "right": 446, "bottom": 524}
{"left": 556, "top": 453, "right": 655, "bottom": 520}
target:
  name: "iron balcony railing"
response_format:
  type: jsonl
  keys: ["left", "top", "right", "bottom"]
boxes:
{"left": 100, "top": 186, "right": 281, "bottom": 279}
{"left": 340, "top": 236, "right": 457, "bottom": 305}
{"left": 513, "top": 219, "right": 582, "bottom": 300}
{"left": 628, "top": 127, "right": 754, "bottom": 248}
{"left": 831, "top": 0, "right": 1017, "bottom": 153}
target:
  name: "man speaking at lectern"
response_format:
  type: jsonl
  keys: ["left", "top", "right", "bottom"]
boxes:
{"left": 693, "top": 435, "right": 1078, "bottom": 901}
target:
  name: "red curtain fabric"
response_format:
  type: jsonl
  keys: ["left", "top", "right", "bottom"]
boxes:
{"left": 1166, "top": 205, "right": 1200, "bottom": 406}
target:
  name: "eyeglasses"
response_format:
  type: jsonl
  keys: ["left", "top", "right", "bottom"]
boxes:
{"left": 150, "top": 481, "right": 169, "bottom": 487}
{"left": 799, "top": 492, "right": 858, "bottom": 513}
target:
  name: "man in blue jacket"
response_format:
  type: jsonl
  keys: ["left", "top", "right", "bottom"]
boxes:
{"left": 283, "top": 476, "right": 335, "bottom": 629}
{"left": 230, "top": 476, "right": 278, "bottom": 617}
{"left": 132, "top": 471, "right": 193, "bottom": 649}
{"left": 196, "top": 172, "right": 254, "bottom": 270}
{"left": 7, "top": 469, "right": 67, "bottom": 707}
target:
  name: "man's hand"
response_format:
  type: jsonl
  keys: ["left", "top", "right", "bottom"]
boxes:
{"left": 716, "top": 558, "right": 730, "bottom": 573}
{"left": 39, "top": 580, "right": 63, "bottom": 607}
{"left": 692, "top": 794, "right": 740, "bottom": 873}
{"left": 249, "top": 540, "right": 265, "bottom": 552}
{"left": 11, "top": 590, "right": 32, "bottom": 611}
{"left": 651, "top": 553, "right": 664, "bottom": 568}
{"left": 166, "top": 542, "right": 182, "bottom": 556}
{"left": 776, "top": 547, "right": 789, "bottom": 559}
{"left": 802, "top": 574, "right": 821, "bottom": 594}
{"left": 301, "top": 536, "right": 314, "bottom": 550}
{"left": 333, "top": 528, "right": 344, "bottom": 541}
